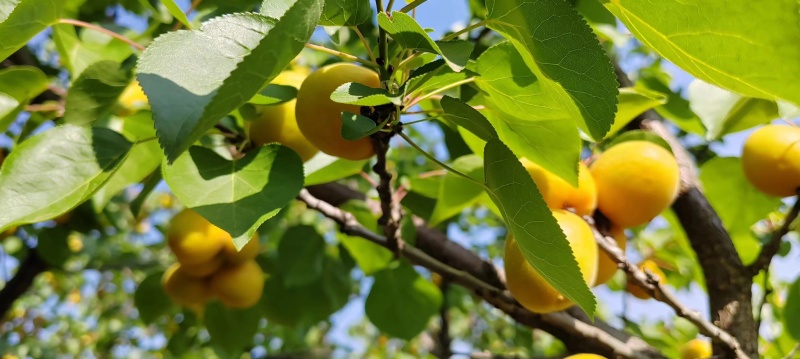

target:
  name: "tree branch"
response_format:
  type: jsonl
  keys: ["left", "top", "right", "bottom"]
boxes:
{"left": 747, "top": 190, "right": 800, "bottom": 275}
{"left": 432, "top": 279, "right": 452, "bottom": 359}
{"left": 587, "top": 218, "right": 749, "bottom": 359}
{"left": 0, "top": 249, "right": 48, "bottom": 321}
{"left": 372, "top": 134, "right": 405, "bottom": 255}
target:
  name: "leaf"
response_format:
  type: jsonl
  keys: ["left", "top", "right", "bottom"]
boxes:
{"left": 162, "top": 145, "right": 304, "bottom": 249}
{"left": 331, "top": 82, "right": 401, "bottom": 106}
{"left": 484, "top": 109, "right": 581, "bottom": 186}
{"left": 0, "top": 125, "right": 132, "bottom": 232}
{"left": 303, "top": 153, "right": 367, "bottom": 186}
{"left": 338, "top": 201, "right": 394, "bottom": 275}
{"left": 700, "top": 157, "right": 781, "bottom": 264}
{"left": 604, "top": 0, "right": 800, "bottom": 107}
{"left": 485, "top": 0, "right": 618, "bottom": 141}
{"left": 483, "top": 138, "right": 595, "bottom": 317}
{"left": 377, "top": 11, "right": 474, "bottom": 72}
{"left": 52, "top": 24, "right": 134, "bottom": 79}
{"left": 319, "top": 0, "right": 371, "bottom": 26}
{"left": 248, "top": 84, "right": 297, "bottom": 105}
{"left": 440, "top": 96, "right": 496, "bottom": 142}
{"left": 205, "top": 302, "right": 261, "bottom": 357}
{"left": 92, "top": 112, "right": 163, "bottom": 211}
{"left": 404, "top": 59, "right": 474, "bottom": 98}
{"left": 134, "top": 271, "right": 172, "bottom": 324}
{"left": 604, "top": 130, "right": 672, "bottom": 154}
{"left": 785, "top": 276, "right": 800, "bottom": 341}
{"left": 277, "top": 225, "right": 326, "bottom": 287}
{"left": 0, "top": 66, "right": 49, "bottom": 132}
{"left": 688, "top": 79, "right": 778, "bottom": 140}
{"left": 429, "top": 155, "right": 484, "bottom": 226}
{"left": 64, "top": 61, "right": 134, "bottom": 125}
{"left": 341, "top": 111, "right": 379, "bottom": 140}
{"left": 0, "top": 0, "right": 65, "bottom": 61}
{"left": 161, "top": 0, "right": 192, "bottom": 28}
{"left": 637, "top": 74, "right": 705, "bottom": 135}
{"left": 137, "top": 0, "right": 323, "bottom": 162}
{"left": 37, "top": 227, "right": 72, "bottom": 267}
{"left": 604, "top": 87, "right": 668, "bottom": 139}
{"left": 365, "top": 263, "right": 442, "bottom": 340}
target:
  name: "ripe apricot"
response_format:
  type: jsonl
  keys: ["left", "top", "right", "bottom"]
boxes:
{"left": 180, "top": 255, "right": 224, "bottom": 278}
{"left": 118, "top": 80, "right": 149, "bottom": 112}
{"left": 250, "top": 69, "right": 319, "bottom": 162}
{"left": 504, "top": 210, "right": 598, "bottom": 313}
{"left": 564, "top": 355, "right": 607, "bottom": 359}
{"left": 680, "top": 339, "right": 712, "bottom": 359}
{"left": 594, "top": 227, "right": 626, "bottom": 286}
{"left": 590, "top": 141, "right": 680, "bottom": 228}
{"left": 521, "top": 159, "right": 597, "bottom": 216}
{"left": 167, "top": 209, "right": 225, "bottom": 266}
{"left": 219, "top": 231, "right": 261, "bottom": 264}
{"left": 742, "top": 125, "right": 800, "bottom": 197}
{"left": 209, "top": 259, "right": 265, "bottom": 309}
{"left": 295, "top": 63, "right": 380, "bottom": 160}
{"left": 626, "top": 259, "right": 665, "bottom": 299}
{"left": 162, "top": 263, "right": 213, "bottom": 310}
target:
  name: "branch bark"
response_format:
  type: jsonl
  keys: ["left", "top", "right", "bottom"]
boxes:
{"left": 0, "top": 249, "right": 48, "bottom": 320}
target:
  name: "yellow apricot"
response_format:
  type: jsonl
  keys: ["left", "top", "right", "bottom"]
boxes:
{"left": 167, "top": 209, "right": 225, "bottom": 266}
{"left": 504, "top": 210, "right": 598, "bottom": 313}
{"left": 295, "top": 63, "right": 380, "bottom": 160}
{"left": 564, "top": 354, "right": 607, "bottom": 359}
{"left": 680, "top": 339, "right": 712, "bottom": 359}
{"left": 626, "top": 259, "right": 666, "bottom": 300}
{"left": 742, "top": 125, "right": 800, "bottom": 197}
{"left": 250, "top": 70, "right": 319, "bottom": 162}
{"left": 118, "top": 80, "right": 149, "bottom": 111}
{"left": 162, "top": 263, "right": 213, "bottom": 310}
{"left": 210, "top": 260, "right": 265, "bottom": 309}
{"left": 521, "top": 159, "right": 597, "bottom": 216}
{"left": 594, "top": 227, "right": 626, "bottom": 286}
{"left": 180, "top": 255, "right": 224, "bottom": 278}
{"left": 590, "top": 141, "right": 680, "bottom": 228}
{"left": 220, "top": 232, "right": 261, "bottom": 264}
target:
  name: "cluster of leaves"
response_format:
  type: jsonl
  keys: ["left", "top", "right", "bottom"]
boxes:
{"left": 0, "top": 0, "right": 799, "bottom": 358}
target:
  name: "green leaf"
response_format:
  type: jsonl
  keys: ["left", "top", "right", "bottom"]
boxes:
{"left": 604, "top": 0, "right": 800, "bottom": 107}
{"left": 319, "top": 0, "right": 371, "bottom": 26}
{"left": 605, "top": 130, "right": 672, "bottom": 153}
{"left": 248, "top": 84, "right": 297, "bottom": 105}
{"left": 278, "top": 225, "right": 326, "bottom": 287}
{"left": 0, "top": 0, "right": 65, "bottom": 61}
{"left": 134, "top": 271, "right": 172, "bottom": 324}
{"left": 303, "top": 153, "right": 367, "bottom": 186}
{"left": 341, "top": 111, "right": 379, "bottom": 140}
{"left": 0, "top": 125, "right": 132, "bottom": 232}
{"left": 483, "top": 138, "right": 595, "bottom": 317}
{"left": 331, "top": 82, "right": 401, "bottom": 106}
{"left": 0, "top": 66, "right": 49, "bottom": 132}
{"left": 338, "top": 201, "right": 394, "bottom": 275}
{"left": 52, "top": 24, "right": 134, "bottom": 79}
{"left": 440, "top": 96, "right": 496, "bottom": 142}
{"left": 688, "top": 79, "right": 778, "bottom": 140}
{"left": 405, "top": 59, "right": 473, "bottom": 98}
{"left": 205, "top": 302, "right": 262, "bottom": 357}
{"left": 161, "top": 0, "right": 192, "bottom": 28}
{"left": 163, "top": 144, "right": 304, "bottom": 249}
{"left": 784, "top": 276, "right": 800, "bottom": 341}
{"left": 64, "top": 61, "right": 134, "bottom": 125}
{"left": 92, "top": 112, "right": 163, "bottom": 211}
{"left": 485, "top": 0, "right": 618, "bottom": 141}
{"left": 429, "top": 155, "right": 484, "bottom": 226}
{"left": 604, "top": 87, "right": 667, "bottom": 139}
{"left": 37, "top": 227, "right": 72, "bottom": 267}
{"left": 365, "top": 263, "right": 442, "bottom": 340}
{"left": 484, "top": 109, "right": 581, "bottom": 186}
{"left": 377, "top": 11, "right": 474, "bottom": 72}
{"left": 637, "top": 74, "right": 704, "bottom": 135}
{"left": 137, "top": 0, "right": 323, "bottom": 162}
{"left": 700, "top": 157, "right": 781, "bottom": 264}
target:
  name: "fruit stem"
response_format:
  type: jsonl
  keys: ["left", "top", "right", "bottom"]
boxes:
{"left": 304, "top": 43, "right": 377, "bottom": 68}
{"left": 397, "top": 131, "right": 489, "bottom": 190}
{"left": 375, "top": 0, "right": 390, "bottom": 83}
{"left": 406, "top": 77, "right": 476, "bottom": 108}
{"left": 440, "top": 20, "right": 487, "bottom": 42}
{"left": 352, "top": 26, "right": 377, "bottom": 63}
{"left": 399, "top": 0, "right": 426, "bottom": 13}
{"left": 57, "top": 19, "right": 145, "bottom": 51}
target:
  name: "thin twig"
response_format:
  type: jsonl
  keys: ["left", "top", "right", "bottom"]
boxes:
{"left": 171, "top": 0, "right": 202, "bottom": 31}
{"left": 441, "top": 20, "right": 487, "bottom": 42}
{"left": 748, "top": 189, "right": 800, "bottom": 275}
{"left": 57, "top": 19, "right": 145, "bottom": 51}
{"left": 398, "top": 131, "right": 488, "bottom": 190}
{"left": 782, "top": 343, "right": 800, "bottom": 359}
{"left": 432, "top": 279, "right": 452, "bottom": 359}
{"left": 586, "top": 217, "right": 750, "bottom": 359}
{"left": 399, "top": 0, "right": 426, "bottom": 13}
{"left": 755, "top": 268, "right": 771, "bottom": 332}
{"left": 406, "top": 77, "right": 476, "bottom": 108}
{"left": 304, "top": 43, "right": 378, "bottom": 68}
{"left": 352, "top": 27, "right": 376, "bottom": 63}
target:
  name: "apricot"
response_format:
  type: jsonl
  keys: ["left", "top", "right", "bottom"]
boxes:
{"left": 219, "top": 230, "right": 261, "bottom": 264}
{"left": 590, "top": 141, "right": 680, "bottom": 228}
{"left": 504, "top": 210, "right": 598, "bottom": 313}
{"left": 680, "top": 339, "right": 712, "bottom": 359}
{"left": 295, "top": 63, "right": 380, "bottom": 160}
{"left": 180, "top": 255, "right": 224, "bottom": 278}
{"left": 250, "top": 70, "right": 319, "bottom": 162}
{"left": 521, "top": 159, "right": 597, "bottom": 216}
{"left": 118, "top": 80, "right": 149, "bottom": 112}
{"left": 594, "top": 227, "right": 626, "bottom": 286}
{"left": 167, "top": 209, "right": 225, "bottom": 266}
{"left": 564, "top": 355, "right": 607, "bottom": 359}
{"left": 742, "top": 125, "right": 800, "bottom": 197}
{"left": 162, "top": 263, "right": 213, "bottom": 310}
{"left": 209, "top": 259, "right": 265, "bottom": 309}
{"left": 626, "top": 259, "right": 666, "bottom": 300}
